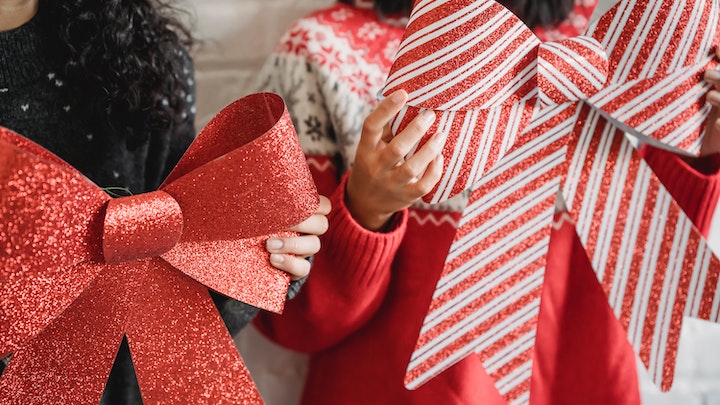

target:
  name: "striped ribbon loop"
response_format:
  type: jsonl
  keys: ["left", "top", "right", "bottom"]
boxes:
{"left": 405, "top": 103, "right": 574, "bottom": 404}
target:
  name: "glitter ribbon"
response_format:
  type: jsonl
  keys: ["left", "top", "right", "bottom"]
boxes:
{"left": 0, "top": 92, "right": 319, "bottom": 404}
{"left": 380, "top": 0, "right": 720, "bottom": 402}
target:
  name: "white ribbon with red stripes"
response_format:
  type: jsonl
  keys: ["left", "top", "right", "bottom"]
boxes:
{"left": 381, "top": 0, "right": 720, "bottom": 403}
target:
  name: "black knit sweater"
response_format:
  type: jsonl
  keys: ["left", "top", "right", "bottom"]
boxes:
{"left": 1, "top": 9, "right": 300, "bottom": 405}
{"left": 0, "top": 11, "right": 194, "bottom": 194}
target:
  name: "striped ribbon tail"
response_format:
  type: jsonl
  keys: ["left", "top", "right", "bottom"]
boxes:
{"left": 563, "top": 110, "right": 720, "bottom": 390}
{"left": 405, "top": 103, "right": 576, "bottom": 404}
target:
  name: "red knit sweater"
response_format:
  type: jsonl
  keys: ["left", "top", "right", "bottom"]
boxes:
{"left": 254, "top": 2, "right": 719, "bottom": 404}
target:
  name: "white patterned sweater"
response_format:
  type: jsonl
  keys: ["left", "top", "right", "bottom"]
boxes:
{"left": 255, "top": 1, "right": 470, "bottom": 216}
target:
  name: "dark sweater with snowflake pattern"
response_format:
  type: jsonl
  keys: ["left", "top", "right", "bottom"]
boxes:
{"left": 0, "top": 11, "right": 195, "bottom": 194}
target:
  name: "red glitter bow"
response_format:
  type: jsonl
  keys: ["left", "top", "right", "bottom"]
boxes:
{"left": 380, "top": 0, "right": 720, "bottom": 402}
{"left": 0, "top": 93, "right": 319, "bottom": 404}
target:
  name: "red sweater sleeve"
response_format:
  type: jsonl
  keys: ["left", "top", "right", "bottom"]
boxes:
{"left": 255, "top": 169, "right": 408, "bottom": 353}
{"left": 639, "top": 145, "right": 720, "bottom": 237}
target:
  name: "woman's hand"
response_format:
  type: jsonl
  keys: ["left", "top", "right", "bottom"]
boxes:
{"left": 266, "top": 195, "right": 331, "bottom": 280}
{"left": 346, "top": 90, "right": 447, "bottom": 231}
{"left": 702, "top": 47, "right": 720, "bottom": 156}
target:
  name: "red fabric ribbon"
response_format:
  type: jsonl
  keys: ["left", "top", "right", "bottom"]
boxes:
{"left": 0, "top": 92, "right": 319, "bottom": 404}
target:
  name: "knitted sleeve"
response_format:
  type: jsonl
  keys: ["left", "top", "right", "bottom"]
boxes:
{"left": 252, "top": 13, "right": 409, "bottom": 352}
{"left": 254, "top": 172, "right": 407, "bottom": 352}
{"left": 639, "top": 145, "right": 720, "bottom": 239}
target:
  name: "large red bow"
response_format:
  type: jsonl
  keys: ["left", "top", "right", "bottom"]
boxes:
{"left": 380, "top": 0, "right": 720, "bottom": 402}
{"left": 0, "top": 93, "right": 319, "bottom": 404}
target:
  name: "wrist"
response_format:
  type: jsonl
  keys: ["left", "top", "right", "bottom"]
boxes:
{"left": 345, "top": 173, "right": 395, "bottom": 231}
{"left": 347, "top": 202, "right": 394, "bottom": 231}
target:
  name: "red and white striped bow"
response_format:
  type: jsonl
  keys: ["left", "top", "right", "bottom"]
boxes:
{"left": 381, "top": 0, "right": 720, "bottom": 402}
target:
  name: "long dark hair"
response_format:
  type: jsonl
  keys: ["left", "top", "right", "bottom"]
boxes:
{"left": 498, "top": 0, "right": 575, "bottom": 29}
{"left": 338, "top": 0, "right": 414, "bottom": 18}
{"left": 39, "top": 0, "right": 194, "bottom": 149}
{"left": 344, "top": 0, "right": 575, "bottom": 30}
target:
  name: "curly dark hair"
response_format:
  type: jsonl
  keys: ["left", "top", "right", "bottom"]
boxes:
{"left": 38, "top": 0, "right": 194, "bottom": 149}
{"left": 343, "top": 0, "right": 574, "bottom": 30}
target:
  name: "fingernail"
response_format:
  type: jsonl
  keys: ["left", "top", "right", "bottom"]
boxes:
{"left": 270, "top": 253, "right": 285, "bottom": 264}
{"left": 391, "top": 90, "right": 405, "bottom": 104}
{"left": 266, "top": 238, "right": 283, "bottom": 250}
{"left": 706, "top": 70, "right": 720, "bottom": 81}
{"left": 433, "top": 131, "right": 448, "bottom": 145}
{"left": 708, "top": 91, "right": 720, "bottom": 105}
{"left": 421, "top": 110, "right": 436, "bottom": 124}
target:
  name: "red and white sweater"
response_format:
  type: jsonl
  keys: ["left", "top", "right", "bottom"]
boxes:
{"left": 254, "top": 2, "right": 719, "bottom": 404}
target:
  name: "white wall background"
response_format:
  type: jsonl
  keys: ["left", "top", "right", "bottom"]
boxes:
{"left": 185, "top": 0, "right": 334, "bottom": 129}
{"left": 183, "top": 1, "right": 720, "bottom": 404}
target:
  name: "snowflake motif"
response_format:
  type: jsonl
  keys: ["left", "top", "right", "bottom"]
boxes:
{"left": 281, "top": 27, "right": 313, "bottom": 56}
{"left": 0, "top": 88, "right": 8, "bottom": 93}
{"left": 304, "top": 115, "right": 325, "bottom": 142}
{"left": 330, "top": 7, "right": 353, "bottom": 22}
{"left": 348, "top": 71, "right": 374, "bottom": 99}
{"left": 383, "top": 39, "right": 402, "bottom": 62}
{"left": 568, "top": 13, "right": 589, "bottom": 30}
{"left": 540, "top": 30, "right": 568, "bottom": 42}
{"left": 20, "top": 104, "right": 29, "bottom": 112}
{"left": 357, "top": 22, "right": 384, "bottom": 41}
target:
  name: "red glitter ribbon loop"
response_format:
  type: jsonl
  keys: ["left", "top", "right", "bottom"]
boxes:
{"left": 103, "top": 190, "right": 184, "bottom": 264}
{"left": 0, "top": 92, "right": 319, "bottom": 404}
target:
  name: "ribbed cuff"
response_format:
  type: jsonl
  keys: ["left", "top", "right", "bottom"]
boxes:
{"left": 640, "top": 145, "right": 720, "bottom": 235}
{"left": 322, "top": 172, "right": 407, "bottom": 287}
